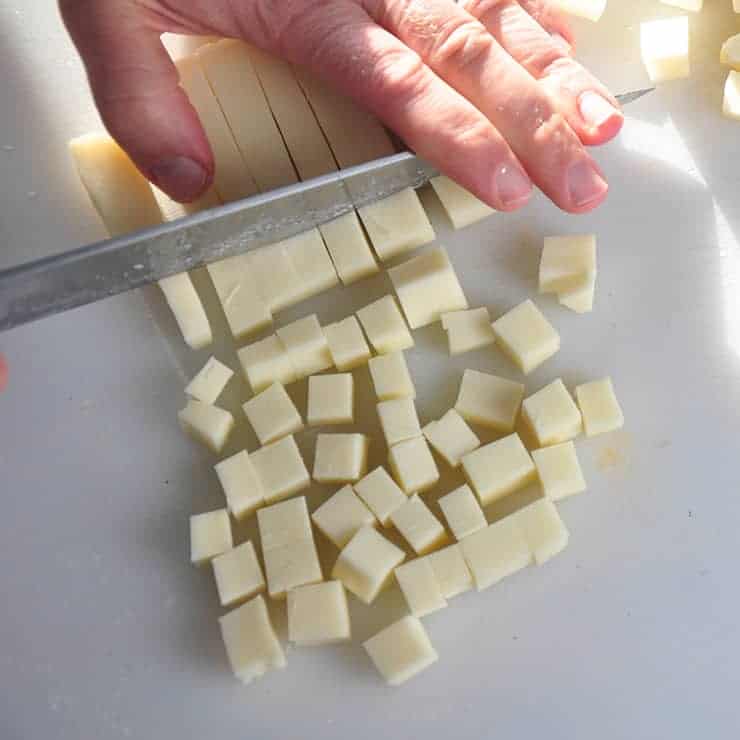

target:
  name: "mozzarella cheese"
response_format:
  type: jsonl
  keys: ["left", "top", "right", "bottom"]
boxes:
{"left": 354, "top": 466, "right": 408, "bottom": 527}
{"left": 441, "top": 307, "right": 496, "bottom": 355}
{"left": 237, "top": 335, "right": 297, "bottom": 394}
{"left": 276, "top": 314, "right": 333, "bottom": 378}
{"left": 574, "top": 377, "right": 625, "bottom": 437}
{"left": 287, "top": 581, "right": 351, "bottom": 646}
{"left": 323, "top": 316, "right": 372, "bottom": 371}
{"left": 368, "top": 351, "right": 416, "bottom": 401}
{"left": 282, "top": 229, "right": 340, "bottom": 301}
{"left": 190, "top": 509, "right": 233, "bottom": 565}
{"left": 212, "top": 541, "right": 265, "bottom": 607}
{"left": 311, "top": 485, "right": 377, "bottom": 548}
{"left": 242, "top": 383, "right": 304, "bottom": 446}
{"left": 178, "top": 400, "right": 235, "bottom": 453}
{"left": 313, "top": 434, "right": 370, "bottom": 484}
{"left": 438, "top": 485, "right": 487, "bottom": 541}
{"left": 532, "top": 442, "right": 587, "bottom": 501}
{"left": 307, "top": 374, "right": 354, "bottom": 426}
{"left": 430, "top": 175, "right": 494, "bottom": 229}
{"left": 394, "top": 558, "right": 448, "bottom": 618}
{"left": 250, "top": 435, "right": 311, "bottom": 503}
{"left": 214, "top": 450, "right": 265, "bottom": 520}
{"left": 514, "top": 499, "right": 569, "bottom": 565}
{"left": 454, "top": 369, "right": 525, "bottom": 433}
{"left": 390, "top": 495, "right": 449, "bottom": 556}
{"left": 426, "top": 544, "right": 474, "bottom": 599}
{"left": 539, "top": 234, "right": 596, "bottom": 294}
{"left": 388, "top": 437, "right": 441, "bottom": 495}
{"left": 157, "top": 274, "right": 213, "bottom": 350}
{"left": 640, "top": 16, "right": 690, "bottom": 83}
{"left": 357, "top": 296, "right": 415, "bottom": 355}
{"left": 522, "top": 379, "right": 583, "bottom": 447}
{"left": 377, "top": 398, "right": 422, "bottom": 448}
{"left": 423, "top": 409, "right": 481, "bottom": 468}
{"left": 185, "top": 357, "right": 234, "bottom": 405}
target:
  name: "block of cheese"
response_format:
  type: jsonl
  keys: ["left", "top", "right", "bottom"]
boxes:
{"left": 214, "top": 450, "right": 265, "bottom": 520}
{"left": 389, "top": 247, "right": 469, "bottom": 329}
{"left": 461, "top": 434, "right": 536, "bottom": 506}
{"left": 427, "top": 544, "right": 473, "bottom": 599}
{"left": 314, "top": 434, "right": 369, "bottom": 484}
{"left": 559, "top": 271, "right": 597, "bottom": 314}
{"left": 332, "top": 526, "right": 406, "bottom": 603}
{"left": 242, "top": 383, "right": 304, "bottom": 445}
{"left": 423, "top": 410, "right": 480, "bottom": 468}
{"left": 284, "top": 229, "right": 340, "bottom": 299}
{"left": 287, "top": 580, "right": 351, "bottom": 646}
{"left": 438, "top": 485, "right": 487, "bottom": 541}
{"left": 357, "top": 296, "right": 414, "bottom": 355}
{"left": 394, "top": 558, "right": 448, "bottom": 618}
{"left": 551, "top": 0, "right": 606, "bottom": 21}
{"left": 363, "top": 616, "right": 438, "bottom": 686}
{"left": 574, "top": 377, "right": 624, "bottom": 437}
{"left": 246, "top": 244, "right": 305, "bottom": 314}
{"left": 492, "top": 300, "right": 560, "bottom": 375}
{"left": 430, "top": 175, "right": 494, "bottom": 229}
{"left": 377, "top": 399, "right": 422, "bottom": 448}
{"left": 276, "top": 315, "right": 333, "bottom": 378}
{"left": 368, "top": 351, "right": 416, "bottom": 401}
{"left": 312, "top": 485, "right": 376, "bottom": 548}
{"left": 389, "top": 437, "right": 440, "bottom": 495}
{"left": 219, "top": 595, "right": 285, "bottom": 684}
{"left": 354, "top": 466, "right": 408, "bottom": 527}
{"left": 190, "top": 509, "right": 233, "bottom": 565}
{"left": 158, "top": 274, "right": 213, "bottom": 350}
{"left": 515, "top": 499, "right": 569, "bottom": 565}
{"left": 460, "top": 516, "right": 532, "bottom": 590}
{"left": 532, "top": 442, "right": 586, "bottom": 501}
{"left": 721, "top": 34, "right": 740, "bottom": 71}
{"left": 257, "top": 496, "right": 312, "bottom": 550}
{"left": 178, "top": 400, "right": 235, "bottom": 453}
{"left": 522, "top": 379, "right": 583, "bottom": 447}
{"left": 723, "top": 71, "right": 740, "bottom": 121}
{"left": 660, "top": 0, "right": 702, "bottom": 13}
{"left": 324, "top": 316, "right": 372, "bottom": 371}
{"left": 640, "top": 16, "right": 690, "bottom": 83}
{"left": 307, "top": 374, "right": 354, "bottom": 426}
{"left": 186, "top": 357, "right": 233, "bottom": 405}
{"left": 390, "top": 495, "right": 448, "bottom": 556}
{"left": 212, "top": 541, "right": 265, "bottom": 607}
{"left": 539, "top": 234, "right": 596, "bottom": 294}
{"left": 318, "top": 213, "right": 380, "bottom": 284}
{"left": 250, "top": 435, "right": 311, "bottom": 503}
{"left": 238, "top": 335, "right": 297, "bottom": 394}
{"left": 455, "top": 369, "right": 525, "bottom": 433}
{"left": 442, "top": 307, "right": 496, "bottom": 355}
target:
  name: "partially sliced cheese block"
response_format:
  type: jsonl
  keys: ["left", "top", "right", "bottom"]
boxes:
{"left": 441, "top": 307, "right": 496, "bottom": 355}
{"left": 354, "top": 466, "right": 408, "bottom": 527}
{"left": 514, "top": 499, "right": 569, "bottom": 565}
{"left": 389, "top": 437, "right": 440, "bottom": 495}
{"left": 215, "top": 450, "right": 265, "bottom": 520}
{"left": 640, "top": 16, "right": 690, "bottom": 83}
{"left": 430, "top": 175, "right": 495, "bottom": 229}
{"left": 427, "top": 544, "right": 473, "bottom": 599}
{"left": 185, "top": 357, "right": 233, "bottom": 404}
{"left": 539, "top": 234, "right": 596, "bottom": 294}
{"left": 720, "top": 34, "right": 740, "bottom": 71}
{"left": 394, "top": 558, "right": 448, "bottom": 618}
{"left": 522, "top": 379, "right": 583, "bottom": 447}
{"left": 178, "top": 399, "right": 234, "bottom": 453}
{"left": 532, "top": 441, "right": 587, "bottom": 501}
{"left": 307, "top": 373, "right": 354, "bottom": 426}
{"left": 250, "top": 435, "right": 311, "bottom": 504}
{"left": 190, "top": 509, "right": 233, "bottom": 565}
{"left": 368, "top": 351, "right": 416, "bottom": 401}
{"left": 246, "top": 243, "right": 305, "bottom": 314}
{"left": 438, "top": 484, "right": 487, "bottom": 541}
{"left": 723, "top": 71, "right": 740, "bottom": 121}
{"left": 389, "top": 247, "right": 468, "bottom": 329}
{"left": 242, "top": 383, "right": 304, "bottom": 446}
{"left": 276, "top": 314, "right": 333, "bottom": 378}
{"left": 455, "top": 369, "right": 525, "bottom": 433}
{"left": 390, "top": 495, "right": 448, "bottom": 556}
{"left": 423, "top": 410, "right": 481, "bottom": 468}
{"left": 574, "top": 377, "right": 625, "bottom": 437}
{"left": 311, "top": 485, "right": 376, "bottom": 549}
{"left": 377, "top": 399, "right": 422, "bottom": 448}
{"left": 287, "top": 581, "right": 351, "bottom": 646}
{"left": 313, "top": 433, "right": 369, "bottom": 484}
{"left": 551, "top": 0, "right": 606, "bottom": 22}
{"left": 212, "top": 541, "right": 265, "bottom": 607}
{"left": 324, "top": 316, "right": 372, "bottom": 371}
{"left": 238, "top": 335, "right": 297, "bottom": 394}
{"left": 283, "top": 228, "right": 339, "bottom": 300}
{"left": 357, "top": 296, "right": 414, "bottom": 354}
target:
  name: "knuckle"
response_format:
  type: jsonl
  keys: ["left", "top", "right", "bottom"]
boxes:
{"left": 462, "top": 0, "right": 509, "bottom": 20}
{"left": 519, "top": 41, "right": 567, "bottom": 77}
{"left": 424, "top": 19, "right": 493, "bottom": 71}
{"left": 367, "top": 47, "right": 429, "bottom": 106}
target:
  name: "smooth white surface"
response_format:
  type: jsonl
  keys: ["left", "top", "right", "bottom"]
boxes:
{"left": 2, "top": 1, "right": 740, "bottom": 738}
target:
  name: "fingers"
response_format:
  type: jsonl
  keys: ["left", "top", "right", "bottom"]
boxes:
{"left": 366, "top": 0, "right": 608, "bottom": 213}
{"left": 464, "top": 0, "right": 623, "bottom": 145}
{"left": 257, "top": 1, "right": 532, "bottom": 210}
{"left": 0, "top": 354, "right": 7, "bottom": 393}
{"left": 59, "top": 0, "right": 214, "bottom": 201}
{"left": 517, "top": 0, "right": 575, "bottom": 46}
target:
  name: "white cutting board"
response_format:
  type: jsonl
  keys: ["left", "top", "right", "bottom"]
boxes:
{"left": 1, "top": 2, "right": 739, "bottom": 738}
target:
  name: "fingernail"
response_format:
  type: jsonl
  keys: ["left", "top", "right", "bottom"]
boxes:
{"left": 579, "top": 91, "right": 622, "bottom": 129}
{"left": 149, "top": 156, "right": 209, "bottom": 202}
{"left": 567, "top": 160, "right": 608, "bottom": 209}
{"left": 550, "top": 33, "right": 571, "bottom": 55}
{"left": 494, "top": 164, "right": 532, "bottom": 209}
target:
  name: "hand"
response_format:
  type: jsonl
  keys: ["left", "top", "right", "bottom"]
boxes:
{"left": 0, "top": 354, "right": 7, "bottom": 393}
{"left": 60, "top": 0, "right": 622, "bottom": 213}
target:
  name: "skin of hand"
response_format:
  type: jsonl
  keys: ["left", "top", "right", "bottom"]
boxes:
{"left": 0, "top": 354, "right": 7, "bottom": 393}
{"left": 60, "top": 0, "right": 623, "bottom": 214}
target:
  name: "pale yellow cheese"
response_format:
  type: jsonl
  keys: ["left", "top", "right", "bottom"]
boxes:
{"left": 354, "top": 466, "right": 408, "bottom": 527}
{"left": 250, "top": 435, "right": 311, "bottom": 503}
{"left": 377, "top": 399, "right": 422, "bottom": 448}
{"left": 522, "top": 379, "right": 583, "bottom": 447}
{"left": 574, "top": 377, "right": 625, "bottom": 437}
{"left": 237, "top": 335, "right": 297, "bottom": 394}
{"left": 307, "top": 374, "right": 354, "bottom": 426}
{"left": 455, "top": 369, "right": 525, "bottom": 433}
{"left": 438, "top": 485, "right": 487, "bottom": 541}
{"left": 722, "top": 71, "right": 740, "bottom": 121}
{"left": 357, "top": 296, "right": 415, "bottom": 355}
{"left": 532, "top": 442, "right": 587, "bottom": 501}
{"left": 212, "top": 541, "right": 265, "bottom": 607}
{"left": 242, "top": 383, "right": 304, "bottom": 446}
{"left": 368, "top": 351, "right": 415, "bottom": 402}
{"left": 276, "top": 314, "right": 333, "bottom": 378}
{"left": 559, "top": 271, "right": 597, "bottom": 314}
{"left": 661, "top": 0, "right": 702, "bottom": 12}
{"left": 257, "top": 496, "right": 313, "bottom": 550}
{"left": 178, "top": 399, "right": 235, "bottom": 453}
{"left": 427, "top": 544, "right": 473, "bottom": 599}
{"left": 389, "top": 437, "right": 440, "bottom": 495}
{"left": 158, "top": 274, "right": 214, "bottom": 350}
{"left": 720, "top": 34, "right": 740, "bottom": 71}
{"left": 246, "top": 243, "right": 305, "bottom": 314}
{"left": 539, "top": 234, "right": 596, "bottom": 294}
{"left": 640, "top": 16, "right": 690, "bottom": 83}
{"left": 514, "top": 499, "right": 569, "bottom": 565}
{"left": 423, "top": 410, "right": 480, "bottom": 468}
{"left": 190, "top": 509, "right": 233, "bottom": 565}
{"left": 214, "top": 450, "right": 265, "bottom": 520}
{"left": 287, "top": 581, "right": 351, "bottom": 646}
{"left": 284, "top": 229, "right": 340, "bottom": 299}
{"left": 185, "top": 357, "right": 234, "bottom": 404}
{"left": 394, "top": 558, "right": 448, "bottom": 618}
{"left": 390, "top": 495, "right": 448, "bottom": 556}
{"left": 317, "top": 213, "right": 380, "bottom": 284}
{"left": 313, "top": 433, "right": 369, "bottom": 484}
{"left": 441, "top": 307, "right": 496, "bottom": 355}
{"left": 430, "top": 176, "right": 494, "bottom": 229}
{"left": 323, "top": 317, "right": 372, "bottom": 371}
{"left": 311, "top": 485, "right": 376, "bottom": 548}
{"left": 551, "top": 0, "right": 606, "bottom": 21}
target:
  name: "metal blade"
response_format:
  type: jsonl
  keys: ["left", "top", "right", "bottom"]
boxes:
{"left": 616, "top": 87, "right": 655, "bottom": 106}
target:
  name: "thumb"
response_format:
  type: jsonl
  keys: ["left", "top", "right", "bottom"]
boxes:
{"left": 60, "top": 0, "right": 214, "bottom": 202}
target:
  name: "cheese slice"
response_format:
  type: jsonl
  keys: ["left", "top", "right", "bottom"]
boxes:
{"left": 430, "top": 176, "right": 494, "bottom": 229}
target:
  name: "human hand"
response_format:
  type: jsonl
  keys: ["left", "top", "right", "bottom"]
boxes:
{"left": 0, "top": 354, "right": 7, "bottom": 393}
{"left": 60, "top": 0, "right": 622, "bottom": 213}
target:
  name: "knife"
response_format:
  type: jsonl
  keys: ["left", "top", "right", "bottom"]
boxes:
{"left": 0, "top": 88, "right": 653, "bottom": 332}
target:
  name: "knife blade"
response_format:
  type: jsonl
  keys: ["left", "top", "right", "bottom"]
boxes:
{"left": 0, "top": 89, "right": 653, "bottom": 333}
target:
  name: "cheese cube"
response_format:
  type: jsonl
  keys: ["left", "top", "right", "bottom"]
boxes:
{"left": 242, "top": 383, "right": 304, "bottom": 446}
{"left": 190, "top": 509, "right": 233, "bottom": 565}
{"left": 423, "top": 409, "right": 480, "bottom": 468}
{"left": 368, "top": 351, "right": 416, "bottom": 401}
{"left": 212, "top": 541, "right": 265, "bottom": 607}
{"left": 539, "top": 234, "right": 596, "bottom": 294}
{"left": 363, "top": 616, "right": 438, "bottom": 686}
{"left": 323, "top": 316, "right": 372, "bottom": 371}
{"left": 430, "top": 175, "right": 494, "bottom": 229}
{"left": 312, "top": 485, "right": 377, "bottom": 548}
{"left": 491, "top": 300, "right": 560, "bottom": 375}
{"left": 389, "top": 437, "right": 440, "bottom": 495}
{"left": 246, "top": 244, "right": 304, "bottom": 313}
{"left": 438, "top": 485, "right": 487, "bottom": 541}
{"left": 660, "top": 0, "right": 702, "bottom": 13}
{"left": 158, "top": 273, "right": 213, "bottom": 350}
{"left": 394, "top": 558, "right": 448, "bottom": 617}
{"left": 522, "top": 379, "right": 583, "bottom": 447}
{"left": 461, "top": 434, "right": 536, "bottom": 506}
{"left": 720, "top": 34, "right": 740, "bottom": 71}
{"left": 313, "top": 434, "right": 369, "bottom": 484}
{"left": 214, "top": 450, "right": 265, "bottom": 520}
{"left": 287, "top": 580, "right": 351, "bottom": 646}
{"left": 427, "top": 544, "right": 473, "bottom": 598}
{"left": 442, "top": 307, "right": 496, "bottom": 355}
{"left": 515, "top": 499, "right": 569, "bottom": 565}
{"left": 357, "top": 296, "right": 414, "bottom": 355}
{"left": 276, "top": 314, "right": 333, "bottom": 378}
{"left": 574, "top": 377, "right": 624, "bottom": 437}
{"left": 388, "top": 247, "right": 469, "bottom": 329}
{"left": 460, "top": 516, "right": 532, "bottom": 590}
{"left": 354, "top": 466, "right": 408, "bottom": 526}
{"left": 559, "top": 270, "right": 597, "bottom": 314}
{"left": 185, "top": 357, "right": 233, "bottom": 404}
{"left": 250, "top": 435, "right": 311, "bottom": 503}
{"left": 257, "top": 496, "right": 313, "bottom": 550}
{"left": 307, "top": 374, "right": 354, "bottom": 426}
{"left": 284, "top": 229, "right": 339, "bottom": 300}
{"left": 551, "top": 0, "right": 606, "bottom": 21}
{"left": 237, "top": 335, "right": 297, "bottom": 394}
{"left": 219, "top": 595, "right": 286, "bottom": 684}
{"left": 318, "top": 212, "right": 379, "bottom": 284}
{"left": 454, "top": 369, "right": 525, "bottom": 433}
{"left": 377, "top": 399, "right": 422, "bottom": 448}
{"left": 178, "top": 400, "right": 234, "bottom": 453}
{"left": 723, "top": 71, "right": 740, "bottom": 121}
{"left": 640, "top": 16, "right": 690, "bottom": 83}
{"left": 390, "top": 495, "right": 448, "bottom": 555}
{"left": 332, "top": 526, "right": 406, "bottom": 603}
{"left": 532, "top": 442, "right": 586, "bottom": 501}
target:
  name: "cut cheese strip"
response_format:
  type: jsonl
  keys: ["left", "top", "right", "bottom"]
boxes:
{"left": 430, "top": 176, "right": 494, "bottom": 229}
{"left": 246, "top": 243, "right": 305, "bottom": 314}
{"left": 284, "top": 229, "right": 339, "bottom": 299}
{"left": 158, "top": 274, "right": 214, "bottom": 350}
{"left": 317, "top": 213, "right": 379, "bottom": 284}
